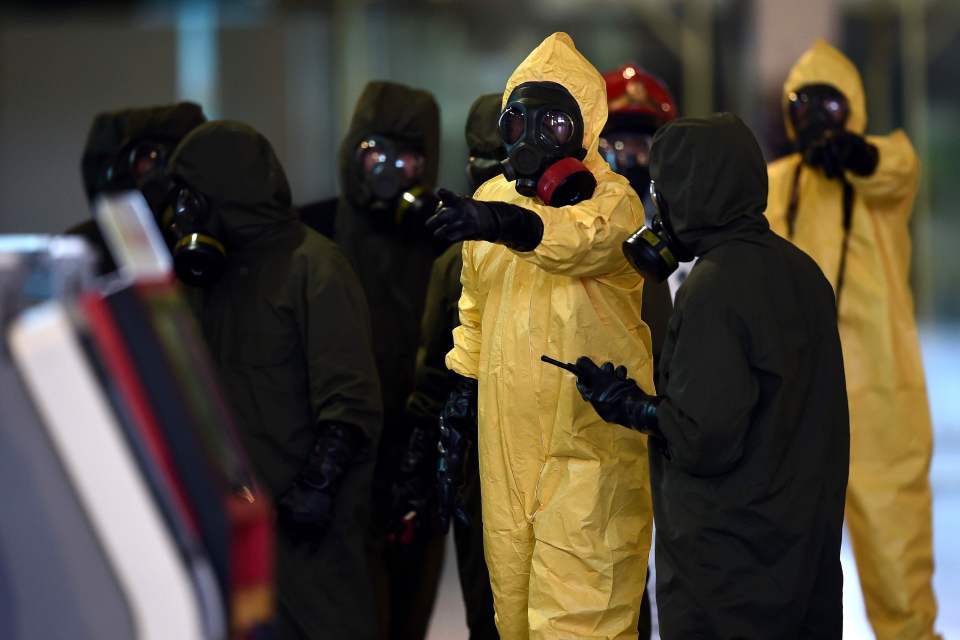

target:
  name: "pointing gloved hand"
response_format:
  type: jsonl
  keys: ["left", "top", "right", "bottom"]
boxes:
{"left": 436, "top": 374, "right": 479, "bottom": 533}
{"left": 573, "top": 357, "right": 662, "bottom": 436}
{"left": 803, "top": 131, "right": 879, "bottom": 180}
{"left": 278, "top": 423, "right": 365, "bottom": 544}
{"left": 426, "top": 188, "right": 544, "bottom": 252}
{"left": 388, "top": 422, "right": 439, "bottom": 545}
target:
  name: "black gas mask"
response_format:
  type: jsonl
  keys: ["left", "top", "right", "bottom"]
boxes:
{"left": 102, "top": 139, "right": 169, "bottom": 191}
{"left": 788, "top": 83, "right": 850, "bottom": 154}
{"left": 96, "top": 139, "right": 177, "bottom": 214}
{"left": 499, "top": 82, "right": 596, "bottom": 206}
{"left": 354, "top": 135, "right": 437, "bottom": 235}
{"left": 161, "top": 180, "right": 226, "bottom": 287}
{"left": 599, "top": 130, "right": 654, "bottom": 194}
{"left": 622, "top": 181, "right": 694, "bottom": 282}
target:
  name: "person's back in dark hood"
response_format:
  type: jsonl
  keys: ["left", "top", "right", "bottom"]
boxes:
{"left": 650, "top": 112, "right": 771, "bottom": 255}
{"left": 621, "top": 113, "right": 849, "bottom": 637}
{"left": 68, "top": 103, "right": 206, "bottom": 274}
{"left": 169, "top": 120, "right": 383, "bottom": 639}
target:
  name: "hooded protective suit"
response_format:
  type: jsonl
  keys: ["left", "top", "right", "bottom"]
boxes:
{"left": 68, "top": 103, "right": 206, "bottom": 273}
{"left": 315, "top": 81, "right": 444, "bottom": 640}
{"left": 766, "top": 41, "right": 938, "bottom": 640}
{"left": 170, "top": 121, "right": 383, "bottom": 639}
{"left": 647, "top": 113, "right": 849, "bottom": 637}
{"left": 404, "top": 93, "right": 504, "bottom": 640}
{"left": 446, "top": 33, "right": 654, "bottom": 639}
{"left": 466, "top": 93, "right": 506, "bottom": 168}
{"left": 334, "top": 81, "right": 440, "bottom": 468}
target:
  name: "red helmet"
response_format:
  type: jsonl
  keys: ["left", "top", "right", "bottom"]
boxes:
{"left": 603, "top": 63, "right": 677, "bottom": 130}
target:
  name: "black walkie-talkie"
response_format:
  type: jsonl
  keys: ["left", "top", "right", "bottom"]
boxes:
{"left": 540, "top": 354, "right": 579, "bottom": 375}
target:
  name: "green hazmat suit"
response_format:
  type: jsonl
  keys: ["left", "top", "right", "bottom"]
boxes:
{"left": 169, "top": 120, "right": 383, "bottom": 639}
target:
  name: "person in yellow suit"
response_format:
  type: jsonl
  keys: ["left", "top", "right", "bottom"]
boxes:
{"left": 426, "top": 32, "right": 653, "bottom": 640}
{"left": 766, "top": 40, "right": 939, "bottom": 640}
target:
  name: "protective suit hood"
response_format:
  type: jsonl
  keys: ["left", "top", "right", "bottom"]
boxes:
{"left": 168, "top": 120, "right": 294, "bottom": 249}
{"left": 783, "top": 39, "right": 867, "bottom": 139}
{"left": 80, "top": 102, "right": 206, "bottom": 201}
{"left": 338, "top": 81, "right": 440, "bottom": 206}
{"left": 502, "top": 32, "right": 610, "bottom": 176}
{"left": 465, "top": 93, "right": 503, "bottom": 155}
{"left": 650, "top": 113, "right": 769, "bottom": 255}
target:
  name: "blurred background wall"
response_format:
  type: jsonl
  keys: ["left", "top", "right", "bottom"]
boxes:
{"left": 0, "top": 1, "right": 957, "bottom": 636}
{"left": 1, "top": 0, "right": 957, "bottom": 322}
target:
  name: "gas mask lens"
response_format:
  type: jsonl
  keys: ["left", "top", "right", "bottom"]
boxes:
{"left": 599, "top": 132, "right": 654, "bottom": 172}
{"left": 394, "top": 152, "right": 425, "bottom": 181}
{"left": 358, "top": 139, "right": 387, "bottom": 174}
{"left": 103, "top": 140, "right": 170, "bottom": 191}
{"left": 541, "top": 111, "right": 575, "bottom": 146}
{"left": 173, "top": 184, "right": 208, "bottom": 230}
{"left": 649, "top": 181, "right": 664, "bottom": 218}
{"left": 499, "top": 107, "right": 525, "bottom": 145}
{"left": 127, "top": 142, "right": 167, "bottom": 182}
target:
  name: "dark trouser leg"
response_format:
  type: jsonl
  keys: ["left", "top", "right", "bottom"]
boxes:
{"left": 798, "top": 519, "right": 843, "bottom": 639}
{"left": 275, "top": 601, "right": 309, "bottom": 640}
{"left": 453, "top": 470, "right": 499, "bottom": 640}
{"left": 386, "top": 534, "right": 446, "bottom": 639}
{"left": 637, "top": 572, "right": 651, "bottom": 639}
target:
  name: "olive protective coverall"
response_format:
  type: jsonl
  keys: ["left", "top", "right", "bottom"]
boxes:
{"left": 446, "top": 32, "right": 654, "bottom": 640}
{"left": 170, "top": 121, "right": 383, "bottom": 639}
{"left": 402, "top": 93, "right": 504, "bottom": 640}
{"left": 325, "top": 81, "right": 445, "bottom": 640}
{"left": 766, "top": 40, "right": 939, "bottom": 640}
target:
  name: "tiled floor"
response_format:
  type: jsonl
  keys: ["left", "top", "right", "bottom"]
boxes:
{"left": 426, "top": 327, "right": 960, "bottom": 639}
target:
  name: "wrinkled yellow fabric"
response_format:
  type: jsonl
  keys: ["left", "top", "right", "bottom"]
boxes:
{"left": 446, "top": 32, "right": 654, "bottom": 640}
{"left": 766, "top": 40, "right": 939, "bottom": 640}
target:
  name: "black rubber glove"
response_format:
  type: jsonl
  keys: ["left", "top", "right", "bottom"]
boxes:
{"left": 278, "top": 423, "right": 365, "bottom": 543}
{"left": 573, "top": 357, "right": 661, "bottom": 435}
{"left": 436, "top": 374, "right": 479, "bottom": 533}
{"left": 426, "top": 188, "right": 544, "bottom": 252}
{"left": 803, "top": 131, "right": 879, "bottom": 179}
{"left": 388, "top": 422, "right": 439, "bottom": 545}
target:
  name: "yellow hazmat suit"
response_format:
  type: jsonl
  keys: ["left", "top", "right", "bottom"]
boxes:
{"left": 766, "top": 40, "right": 939, "bottom": 640}
{"left": 446, "top": 33, "right": 653, "bottom": 640}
